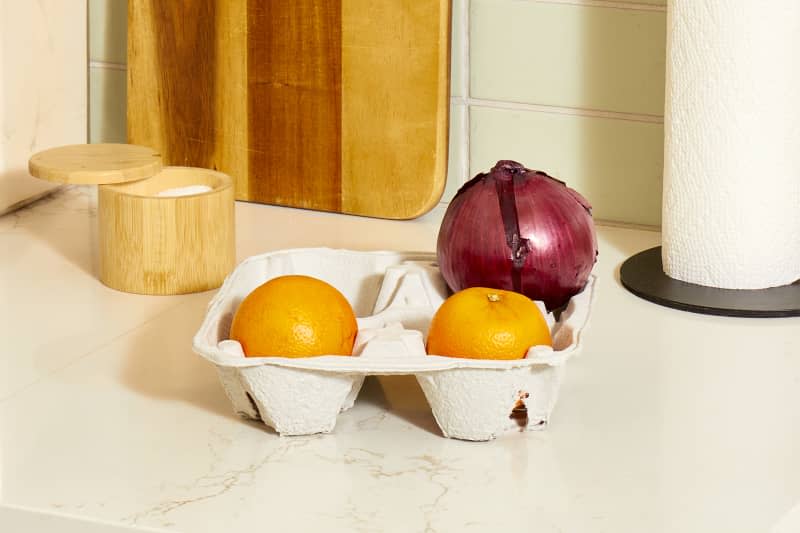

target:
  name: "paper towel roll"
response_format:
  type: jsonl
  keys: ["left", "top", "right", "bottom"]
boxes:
{"left": 662, "top": 0, "right": 800, "bottom": 289}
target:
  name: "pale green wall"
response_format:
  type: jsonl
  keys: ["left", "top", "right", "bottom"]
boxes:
{"left": 88, "top": 0, "right": 127, "bottom": 145}
{"left": 89, "top": 0, "right": 666, "bottom": 226}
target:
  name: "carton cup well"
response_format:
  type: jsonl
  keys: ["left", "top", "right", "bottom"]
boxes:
{"left": 193, "top": 248, "right": 595, "bottom": 441}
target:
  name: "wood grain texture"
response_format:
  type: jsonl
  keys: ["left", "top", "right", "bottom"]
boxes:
{"left": 98, "top": 167, "right": 235, "bottom": 295}
{"left": 341, "top": 0, "right": 450, "bottom": 218}
{"left": 215, "top": 1, "right": 249, "bottom": 196}
{"left": 28, "top": 144, "right": 161, "bottom": 184}
{"left": 128, "top": 0, "right": 450, "bottom": 219}
{"left": 128, "top": 1, "right": 249, "bottom": 193}
{"left": 248, "top": 1, "right": 342, "bottom": 211}
{"left": 128, "top": 1, "right": 217, "bottom": 168}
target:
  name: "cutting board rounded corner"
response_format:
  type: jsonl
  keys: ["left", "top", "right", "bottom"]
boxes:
{"left": 128, "top": 0, "right": 451, "bottom": 220}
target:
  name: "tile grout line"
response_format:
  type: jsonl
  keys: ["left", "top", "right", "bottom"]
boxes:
{"left": 461, "top": 0, "right": 472, "bottom": 185}
{"left": 89, "top": 60, "right": 127, "bottom": 71}
{"left": 459, "top": 96, "right": 664, "bottom": 124}
{"left": 528, "top": 0, "right": 666, "bottom": 12}
{"left": 595, "top": 218, "right": 661, "bottom": 232}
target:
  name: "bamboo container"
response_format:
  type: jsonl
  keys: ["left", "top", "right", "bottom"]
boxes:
{"left": 98, "top": 167, "right": 235, "bottom": 294}
{"left": 29, "top": 144, "right": 235, "bottom": 295}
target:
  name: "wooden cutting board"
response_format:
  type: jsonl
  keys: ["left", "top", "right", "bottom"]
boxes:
{"left": 127, "top": 1, "right": 450, "bottom": 219}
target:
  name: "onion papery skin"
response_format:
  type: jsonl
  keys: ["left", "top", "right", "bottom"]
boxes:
{"left": 436, "top": 160, "right": 598, "bottom": 311}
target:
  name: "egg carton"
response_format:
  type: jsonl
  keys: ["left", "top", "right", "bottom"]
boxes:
{"left": 192, "top": 248, "right": 596, "bottom": 441}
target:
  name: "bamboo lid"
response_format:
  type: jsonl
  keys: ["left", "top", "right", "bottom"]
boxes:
{"left": 28, "top": 143, "right": 162, "bottom": 185}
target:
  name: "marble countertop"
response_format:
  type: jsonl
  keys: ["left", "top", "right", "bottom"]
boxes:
{"left": 2, "top": 187, "right": 799, "bottom": 533}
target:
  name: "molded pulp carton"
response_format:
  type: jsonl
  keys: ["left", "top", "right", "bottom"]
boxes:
{"left": 193, "top": 248, "right": 596, "bottom": 441}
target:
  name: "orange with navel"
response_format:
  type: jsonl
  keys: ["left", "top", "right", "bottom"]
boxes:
{"left": 426, "top": 287, "right": 552, "bottom": 360}
{"left": 229, "top": 275, "right": 357, "bottom": 358}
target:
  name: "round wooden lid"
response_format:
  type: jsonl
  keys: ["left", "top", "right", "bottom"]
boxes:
{"left": 28, "top": 144, "right": 162, "bottom": 185}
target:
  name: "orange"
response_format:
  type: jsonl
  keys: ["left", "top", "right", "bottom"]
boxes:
{"left": 229, "top": 275, "right": 357, "bottom": 358}
{"left": 426, "top": 287, "right": 551, "bottom": 360}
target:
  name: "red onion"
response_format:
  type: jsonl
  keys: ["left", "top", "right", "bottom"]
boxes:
{"left": 437, "top": 160, "right": 597, "bottom": 311}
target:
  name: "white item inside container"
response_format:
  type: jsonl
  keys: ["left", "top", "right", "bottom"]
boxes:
{"left": 157, "top": 184, "right": 213, "bottom": 197}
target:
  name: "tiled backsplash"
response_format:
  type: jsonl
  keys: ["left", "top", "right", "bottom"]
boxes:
{"left": 453, "top": 0, "right": 666, "bottom": 226}
{"left": 88, "top": 0, "right": 127, "bottom": 144}
{"left": 89, "top": 0, "right": 666, "bottom": 226}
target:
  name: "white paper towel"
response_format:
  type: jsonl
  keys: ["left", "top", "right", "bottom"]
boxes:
{"left": 662, "top": 0, "right": 800, "bottom": 289}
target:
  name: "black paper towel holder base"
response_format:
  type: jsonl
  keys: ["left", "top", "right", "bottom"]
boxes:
{"left": 620, "top": 246, "right": 800, "bottom": 318}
